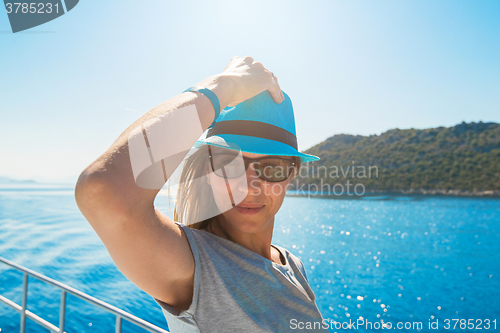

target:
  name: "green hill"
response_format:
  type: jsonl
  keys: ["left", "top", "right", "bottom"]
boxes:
{"left": 292, "top": 121, "right": 500, "bottom": 196}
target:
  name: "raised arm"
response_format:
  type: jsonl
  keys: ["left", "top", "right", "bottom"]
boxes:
{"left": 74, "top": 56, "right": 283, "bottom": 310}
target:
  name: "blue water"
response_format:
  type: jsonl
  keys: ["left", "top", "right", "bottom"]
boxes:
{"left": 1, "top": 185, "right": 499, "bottom": 332}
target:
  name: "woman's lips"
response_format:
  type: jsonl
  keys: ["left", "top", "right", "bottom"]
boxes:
{"left": 234, "top": 205, "right": 264, "bottom": 215}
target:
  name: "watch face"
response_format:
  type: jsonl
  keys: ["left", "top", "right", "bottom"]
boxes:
{"left": 5, "top": 0, "right": 79, "bottom": 33}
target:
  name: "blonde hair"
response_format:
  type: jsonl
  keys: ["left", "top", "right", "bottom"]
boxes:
{"left": 171, "top": 146, "right": 215, "bottom": 230}
{"left": 171, "top": 146, "right": 301, "bottom": 230}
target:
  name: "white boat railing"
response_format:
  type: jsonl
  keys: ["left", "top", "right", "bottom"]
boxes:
{"left": 0, "top": 256, "right": 169, "bottom": 333}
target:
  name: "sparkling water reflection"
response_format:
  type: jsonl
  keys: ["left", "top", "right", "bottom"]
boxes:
{"left": 274, "top": 195, "right": 500, "bottom": 331}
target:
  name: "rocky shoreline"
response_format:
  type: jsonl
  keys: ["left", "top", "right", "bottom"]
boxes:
{"left": 287, "top": 188, "right": 500, "bottom": 198}
{"left": 365, "top": 188, "right": 500, "bottom": 197}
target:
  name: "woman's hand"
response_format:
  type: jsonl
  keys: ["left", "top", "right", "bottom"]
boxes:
{"left": 218, "top": 56, "right": 284, "bottom": 106}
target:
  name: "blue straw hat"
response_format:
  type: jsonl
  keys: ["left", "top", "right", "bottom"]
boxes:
{"left": 194, "top": 90, "right": 320, "bottom": 163}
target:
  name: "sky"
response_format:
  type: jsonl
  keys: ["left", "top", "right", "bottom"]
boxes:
{"left": 1, "top": 0, "right": 499, "bottom": 181}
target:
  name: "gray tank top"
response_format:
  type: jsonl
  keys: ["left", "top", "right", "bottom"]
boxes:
{"left": 155, "top": 222, "right": 329, "bottom": 332}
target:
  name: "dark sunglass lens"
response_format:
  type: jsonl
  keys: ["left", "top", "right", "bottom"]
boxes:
{"left": 255, "top": 159, "right": 295, "bottom": 182}
{"left": 212, "top": 154, "right": 245, "bottom": 179}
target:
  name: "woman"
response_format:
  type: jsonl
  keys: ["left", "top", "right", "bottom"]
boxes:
{"left": 75, "top": 56, "right": 328, "bottom": 332}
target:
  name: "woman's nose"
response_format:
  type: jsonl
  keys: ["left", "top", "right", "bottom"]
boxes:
{"left": 247, "top": 162, "right": 262, "bottom": 180}
{"left": 237, "top": 163, "right": 261, "bottom": 192}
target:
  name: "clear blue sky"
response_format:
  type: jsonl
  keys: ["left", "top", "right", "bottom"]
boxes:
{"left": 1, "top": 0, "right": 499, "bottom": 181}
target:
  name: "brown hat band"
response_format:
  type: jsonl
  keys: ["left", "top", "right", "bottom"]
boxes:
{"left": 207, "top": 120, "right": 298, "bottom": 150}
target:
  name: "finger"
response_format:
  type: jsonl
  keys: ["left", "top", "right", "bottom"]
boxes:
{"left": 269, "top": 88, "right": 282, "bottom": 104}
{"left": 274, "top": 76, "right": 285, "bottom": 101}
{"left": 268, "top": 76, "right": 283, "bottom": 104}
{"left": 272, "top": 75, "right": 284, "bottom": 103}
{"left": 243, "top": 56, "right": 254, "bottom": 63}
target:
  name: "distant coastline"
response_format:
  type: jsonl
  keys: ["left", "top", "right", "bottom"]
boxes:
{"left": 286, "top": 188, "right": 500, "bottom": 198}
{"left": 0, "top": 176, "right": 37, "bottom": 184}
{"left": 0, "top": 176, "right": 76, "bottom": 186}
{"left": 366, "top": 188, "right": 500, "bottom": 197}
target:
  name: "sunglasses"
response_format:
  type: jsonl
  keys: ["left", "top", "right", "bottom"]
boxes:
{"left": 207, "top": 146, "right": 297, "bottom": 182}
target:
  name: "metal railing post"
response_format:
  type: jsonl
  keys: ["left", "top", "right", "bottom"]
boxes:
{"left": 20, "top": 273, "right": 28, "bottom": 333}
{"left": 59, "top": 290, "right": 67, "bottom": 332}
{"left": 0, "top": 256, "right": 169, "bottom": 333}
{"left": 116, "top": 315, "right": 122, "bottom": 333}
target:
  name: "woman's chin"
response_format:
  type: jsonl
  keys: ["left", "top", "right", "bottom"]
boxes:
{"left": 224, "top": 211, "right": 270, "bottom": 234}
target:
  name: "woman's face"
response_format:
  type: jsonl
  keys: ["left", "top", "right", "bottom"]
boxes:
{"left": 207, "top": 149, "right": 297, "bottom": 235}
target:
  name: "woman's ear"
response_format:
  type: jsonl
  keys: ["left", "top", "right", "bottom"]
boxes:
{"left": 293, "top": 158, "right": 301, "bottom": 178}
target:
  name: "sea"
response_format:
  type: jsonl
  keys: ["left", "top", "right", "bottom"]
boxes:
{"left": 0, "top": 184, "right": 499, "bottom": 332}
